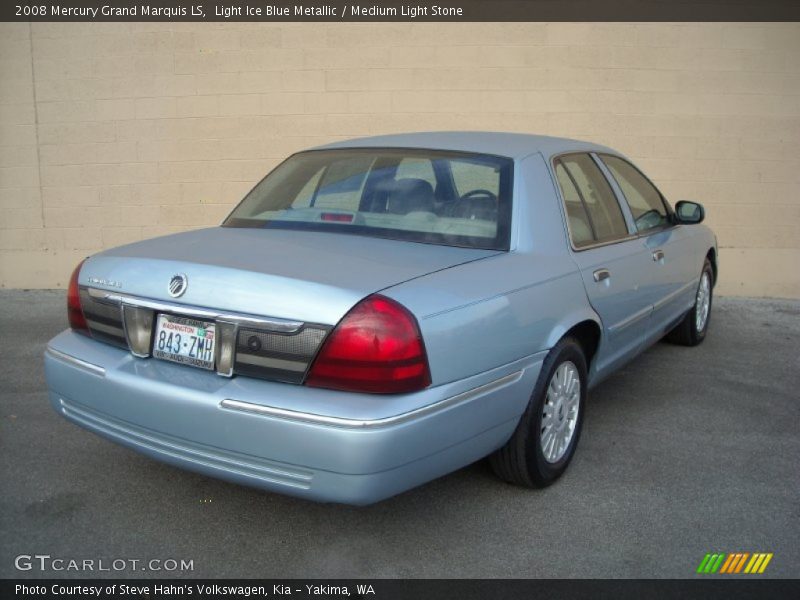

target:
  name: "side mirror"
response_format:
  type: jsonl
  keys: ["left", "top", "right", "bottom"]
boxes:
{"left": 675, "top": 200, "right": 705, "bottom": 224}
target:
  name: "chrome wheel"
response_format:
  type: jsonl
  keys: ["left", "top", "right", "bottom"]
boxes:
{"left": 540, "top": 361, "right": 580, "bottom": 463}
{"left": 695, "top": 272, "right": 711, "bottom": 333}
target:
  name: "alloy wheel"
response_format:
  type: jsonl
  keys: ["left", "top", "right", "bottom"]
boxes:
{"left": 540, "top": 361, "right": 581, "bottom": 463}
{"left": 695, "top": 272, "right": 711, "bottom": 332}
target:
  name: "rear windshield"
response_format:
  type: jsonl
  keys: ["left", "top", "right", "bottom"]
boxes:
{"left": 223, "top": 148, "right": 513, "bottom": 250}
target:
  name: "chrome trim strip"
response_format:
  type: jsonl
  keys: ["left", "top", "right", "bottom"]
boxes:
{"left": 570, "top": 235, "right": 640, "bottom": 253}
{"left": 214, "top": 319, "right": 238, "bottom": 378}
{"left": 86, "top": 287, "right": 121, "bottom": 304}
{"left": 236, "top": 353, "right": 308, "bottom": 372}
{"left": 85, "top": 319, "right": 125, "bottom": 337}
{"left": 607, "top": 304, "right": 652, "bottom": 333}
{"left": 220, "top": 370, "right": 524, "bottom": 429}
{"left": 606, "top": 279, "right": 697, "bottom": 333}
{"left": 46, "top": 347, "right": 106, "bottom": 377}
{"left": 653, "top": 279, "right": 696, "bottom": 311}
{"left": 120, "top": 304, "right": 153, "bottom": 358}
{"left": 96, "top": 290, "right": 305, "bottom": 333}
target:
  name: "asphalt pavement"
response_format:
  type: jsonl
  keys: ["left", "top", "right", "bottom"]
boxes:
{"left": 1, "top": 290, "right": 798, "bottom": 578}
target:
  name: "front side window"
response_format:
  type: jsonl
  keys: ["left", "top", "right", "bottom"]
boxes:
{"left": 554, "top": 154, "right": 630, "bottom": 247}
{"left": 600, "top": 155, "right": 670, "bottom": 233}
{"left": 224, "top": 148, "right": 513, "bottom": 250}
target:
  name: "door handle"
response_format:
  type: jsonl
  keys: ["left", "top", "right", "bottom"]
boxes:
{"left": 593, "top": 268, "right": 611, "bottom": 283}
{"left": 652, "top": 249, "right": 665, "bottom": 262}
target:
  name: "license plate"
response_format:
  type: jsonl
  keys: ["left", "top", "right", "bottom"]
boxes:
{"left": 153, "top": 314, "right": 216, "bottom": 370}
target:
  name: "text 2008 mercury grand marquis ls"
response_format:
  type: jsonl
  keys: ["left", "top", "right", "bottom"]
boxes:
{"left": 44, "top": 132, "right": 717, "bottom": 505}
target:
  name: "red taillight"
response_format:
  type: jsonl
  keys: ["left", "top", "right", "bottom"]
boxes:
{"left": 67, "top": 259, "right": 88, "bottom": 333}
{"left": 305, "top": 295, "right": 431, "bottom": 394}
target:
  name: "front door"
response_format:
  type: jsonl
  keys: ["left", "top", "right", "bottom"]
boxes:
{"left": 597, "top": 154, "right": 698, "bottom": 341}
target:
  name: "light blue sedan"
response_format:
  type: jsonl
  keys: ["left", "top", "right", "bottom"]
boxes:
{"left": 44, "top": 132, "right": 717, "bottom": 505}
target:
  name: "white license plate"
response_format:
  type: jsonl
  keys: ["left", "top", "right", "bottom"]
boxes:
{"left": 152, "top": 314, "right": 216, "bottom": 370}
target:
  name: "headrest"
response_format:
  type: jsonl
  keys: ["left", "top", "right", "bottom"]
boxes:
{"left": 384, "top": 178, "right": 435, "bottom": 214}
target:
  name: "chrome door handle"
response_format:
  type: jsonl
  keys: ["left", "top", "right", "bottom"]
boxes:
{"left": 593, "top": 268, "right": 610, "bottom": 283}
{"left": 652, "top": 249, "right": 665, "bottom": 262}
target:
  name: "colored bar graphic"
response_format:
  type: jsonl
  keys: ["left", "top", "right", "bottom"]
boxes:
{"left": 698, "top": 552, "right": 773, "bottom": 575}
{"left": 719, "top": 553, "right": 736, "bottom": 573}
{"left": 724, "top": 553, "right": 742, "bottom": 574}
{"left": 758, "top": 553, "right": 773, "bottom": 573}
{"left": 744, "top": 554, "right": 760, "bottom": 574}
{"left": 732, "top": 553, "right": 744, "bottom": 573}
{"left": 710, "top": 554, "right": 725, "bottom": 573}
{"left": 735, "top": 553, "right": 749, "bottom": 573}
{"left": 697, "top": 554, "right": 712, "bottom": 574}
{"left": 698, "top": 553, "right": 723, "bottom": 574}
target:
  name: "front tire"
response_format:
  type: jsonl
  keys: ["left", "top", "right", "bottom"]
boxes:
{"left": 666, "top": 258, "right": 714, "bottom": 346}
{"left": 490, "top": 337, "right": 587, "bottom": 487}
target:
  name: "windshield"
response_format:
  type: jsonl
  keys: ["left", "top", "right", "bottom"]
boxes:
{"left": 223, "top": 148, "right": 513, "bottom": 250}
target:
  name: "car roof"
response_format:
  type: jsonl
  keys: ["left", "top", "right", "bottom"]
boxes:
{"left": 311, "top": 131, "right": 617, "bottom": 160}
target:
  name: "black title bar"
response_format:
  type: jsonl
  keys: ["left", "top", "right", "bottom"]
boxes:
{"left": 4, "top": 579, "right": 800, "bottom": 600}
{"left": 4, "top": 0, "right": 800, "bottom": 22}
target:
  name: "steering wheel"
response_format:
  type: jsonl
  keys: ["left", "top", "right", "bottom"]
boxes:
{"left": 460, "top": 189, "right": 497, "bottom": 202}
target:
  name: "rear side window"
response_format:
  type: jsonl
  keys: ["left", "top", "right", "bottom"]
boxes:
{"left": 554, "top": 154, "right": 629, "bottom": 248}
{"left": 600, "top": 155, "right": 670, "bottom": 233}
{"left": 554, "top": 163, "right": 594, "bottom": 248}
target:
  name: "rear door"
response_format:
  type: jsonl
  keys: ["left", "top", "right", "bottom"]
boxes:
{"left": 597, "top": 154, "right": 698, "bottom": 341}
{"left": 553, "top": 154, "right": 653, "bottom": 377}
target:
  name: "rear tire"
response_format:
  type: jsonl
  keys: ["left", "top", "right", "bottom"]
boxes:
{"left": 666, "top": 258, "right": 713, "bottom": 347}
{"left": 490, "top": 337, "right": 587, "bottom": 487}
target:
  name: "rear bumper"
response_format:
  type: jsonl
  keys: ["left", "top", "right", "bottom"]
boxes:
{"left": 45, "top": 330, "right": 542, "bottom": 505}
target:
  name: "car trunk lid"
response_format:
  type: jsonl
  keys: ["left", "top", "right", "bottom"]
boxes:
{"left": 81, "top": 227, "right": 500, "bottom": 325}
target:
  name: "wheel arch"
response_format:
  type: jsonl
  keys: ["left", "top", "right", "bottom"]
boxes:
{"left": 706, "top": 247, "right": 717, "bottom": 286}
{"left": 564, "top": 320, "right": 602, "bottom": 369}
{"left": 545, "top": 312, "right": 603, "bottom": 370}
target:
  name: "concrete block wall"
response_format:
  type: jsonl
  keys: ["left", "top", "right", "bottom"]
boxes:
{"left": 1, "top": 22, "right": 798, "bottom": 296}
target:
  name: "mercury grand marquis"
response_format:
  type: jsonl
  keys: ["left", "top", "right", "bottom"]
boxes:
{"left": 44, "top": 132, "right": 717, "bottom": 505}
